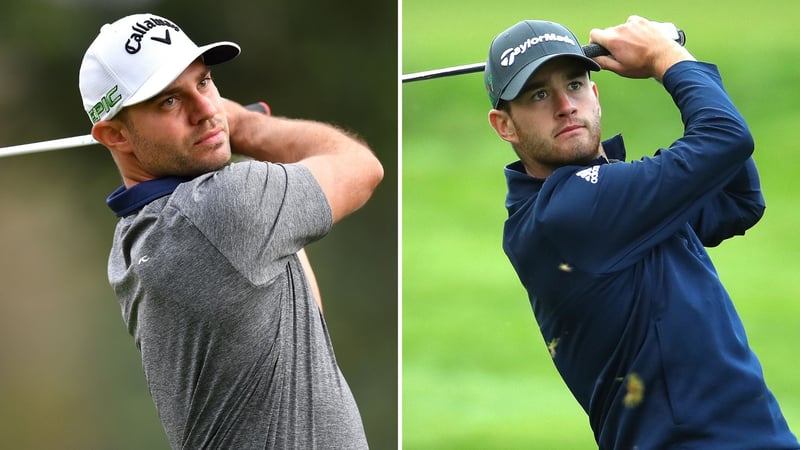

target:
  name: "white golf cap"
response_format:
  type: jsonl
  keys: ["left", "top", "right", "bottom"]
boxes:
{"left": 79, "top": 13, "right": 240, "bottom": 124}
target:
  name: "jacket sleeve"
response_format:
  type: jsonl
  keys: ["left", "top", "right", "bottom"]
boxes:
{"left": 688, "top": 156, "right": 765, "bottom": 247}
{"left": 540, "top": 61, "right": 756, "bottom": 272}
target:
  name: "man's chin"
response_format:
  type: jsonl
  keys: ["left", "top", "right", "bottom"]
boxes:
{"left": 565, "top": 139, "right": 602, "bottom": 165}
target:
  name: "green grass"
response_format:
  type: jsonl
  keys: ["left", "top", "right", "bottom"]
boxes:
{"left": 402, "top": 1, "right": 800, "bottom": 447}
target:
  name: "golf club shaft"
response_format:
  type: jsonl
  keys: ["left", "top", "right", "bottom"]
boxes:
{"left": 402, "top": 23, "right": 685, "bottom": 83}
{"left": 0, "top": 102, "right": 271, "bottom": 159}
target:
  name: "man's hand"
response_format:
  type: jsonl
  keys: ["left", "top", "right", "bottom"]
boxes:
{"left": 589, "top": 16, "right": 696, "bottom": 81}
{"left": 222, "top": 99, "right": 265, "bottom": 155}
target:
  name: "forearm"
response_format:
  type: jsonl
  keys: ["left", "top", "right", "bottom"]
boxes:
{"left": 224, "top": 99, "right": 364, "bottom": 163}
{"left": 664, "top": 61, "right": 754, "bottom": 164}
{"left": 659, "top": 62, "right": 760, "bottom": 244}
{"left": 222, "top": 98, "right": 383, "bottom": 223}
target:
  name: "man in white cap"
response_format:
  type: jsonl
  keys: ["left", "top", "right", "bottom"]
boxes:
{"left": 79, "top": 13, "right": 383, "bottom": 449}
{"left": 486, "top": 16, "right": 798, "bottom": 448}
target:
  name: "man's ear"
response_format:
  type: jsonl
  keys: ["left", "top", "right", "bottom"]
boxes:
{"left": 592, "top": 81, "right": 601, "bottom": 118}
{"left": 488, "top": 108, "right": 518, "bottom": 144}
{"left": 91, "top": 120, "right": 132, "bottom": 153}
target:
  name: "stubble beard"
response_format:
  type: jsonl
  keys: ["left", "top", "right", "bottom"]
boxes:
{"left": 514, "top": 115, "right": 603, "bottom": 172}
{"left": 129, "top": 123, "right": 232, "bottom": 178}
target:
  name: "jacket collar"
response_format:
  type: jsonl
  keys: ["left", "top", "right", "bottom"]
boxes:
{"left": 504, "top": 134, "right": 626, "bottom": 207}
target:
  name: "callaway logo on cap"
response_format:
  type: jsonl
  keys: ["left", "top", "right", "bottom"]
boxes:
{"left": 79, "top": 13, "right": 240, "bottom": 124}
{"left": 484, "top": 20, "right": 600, "bottom": 108}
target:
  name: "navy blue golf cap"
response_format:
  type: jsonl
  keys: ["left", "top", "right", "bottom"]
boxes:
{"left": 485, "top": 20, "right": 601, "bottom": 108}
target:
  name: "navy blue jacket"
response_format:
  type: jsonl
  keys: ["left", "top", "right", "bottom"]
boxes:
{"left": 503, "top": 61, "right": 798, "bottom": 448}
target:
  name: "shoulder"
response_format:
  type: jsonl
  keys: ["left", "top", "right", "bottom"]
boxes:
{"left": 177, "top": 161, "right": 322, "bottom": 204}
{"left": 171, "top": 161, "right": 331, "bottom": 228}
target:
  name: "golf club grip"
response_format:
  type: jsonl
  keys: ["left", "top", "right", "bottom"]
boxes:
{"left": 582, "top": 43, "right": 611, "bottom": 58}
{"left": 583, "top": 26, "right": 686, "bottom": 58}
{"left": 245, "top": 101, "right": 271, "bottom": 115}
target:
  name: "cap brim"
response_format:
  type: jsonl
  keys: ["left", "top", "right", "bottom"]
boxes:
{"left": 122, "top": 41, "right": 240, "bottom": 108}
{"left": 200, "top": 41, "right": 240, "bottom": 66}
{"left": 500, "top": 54, "right": 601, "bottom": 103}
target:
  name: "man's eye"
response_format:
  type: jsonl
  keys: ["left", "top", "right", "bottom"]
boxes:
{"left": 162, "top": 97, "right": 176, "bottom": 107}
{"left": 533, "top": 91, "right": 547, "bottom": 101}
{"left": 568, "top": 81, "right": 583, "bottom": 90}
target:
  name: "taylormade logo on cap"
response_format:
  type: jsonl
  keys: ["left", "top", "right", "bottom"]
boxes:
{"left": 484, "top": 20, "right": 600, "bottom": 108}
{"left": 500, "top": 33, "right": 578, "bottom": 67}
{"left": 79, "top": 13, "right": 240, "bottom": 124}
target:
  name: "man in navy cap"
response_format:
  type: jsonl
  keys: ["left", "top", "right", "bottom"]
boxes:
{"left": 486, "top": 16, "right": 798, "bottom": 448}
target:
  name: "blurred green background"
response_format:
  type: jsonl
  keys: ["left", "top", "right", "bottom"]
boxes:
{"left": 0, "top": 0, "right": 396, "bottom": 449}
{"left": 403, "top": 0, "right": 799, "bottom": 448}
